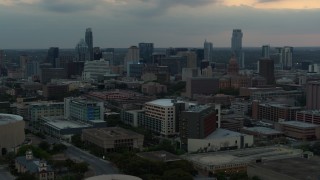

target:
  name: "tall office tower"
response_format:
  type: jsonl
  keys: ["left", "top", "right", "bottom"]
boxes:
{"left": 139, "top": 43, "right": 154, "bottom": 64}
{"left": 47, "top": 47, "right": 59, "bottom": 68}
{"left": 93, "top": 47, "right": 102, "bottom": 60}
{"left": 177, "top": 51, "right": 197, "bottom": 68}
{"left": 258, "top": 58, "right": 274, "bottom": 85}
{"left": 75, "top": 39, "right": 89, "bottom": 61}
{"left": 20, "top": 55, "right": 29, "bottom": 78}
{"left": 85, "top": 28, "right": 93, "bottom": 61}
{"left": 231, "top": 29, "right": 243, "bottom": 68}
{"left": 306, "top": 81, "right": 320, "bottom": 110}
{"left": 277, "top": 46, "right": 293, "bottom": 70}
{"left": 26, "top": 60, "right": 40, "bottom": 77}
{"left": 204, "top": 40, "right": 213, "bottom": 62}
{"left": 0, "top": 50, "right": 4, "bottom": 66}
{"left": 124, "top": 46, "right": 139, "bottom": 69}
{"left": 262, "top": 45, "right": 270, "bottom": 58}
{"left": 102, "top": 48, "right": 115, "bottom": 65}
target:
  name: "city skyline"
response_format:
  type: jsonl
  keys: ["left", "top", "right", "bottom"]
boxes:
{"left": 0, "top": 0, "right": 320, "bottom": 48}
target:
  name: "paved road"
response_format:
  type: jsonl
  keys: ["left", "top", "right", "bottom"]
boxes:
{"left": 63, "top": 143, "right": 119, "bottom": 175}
{"left": 0, "top": 165, "right": 15, "bottom": 180}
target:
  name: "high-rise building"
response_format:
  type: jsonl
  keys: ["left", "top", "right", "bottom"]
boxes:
{"left": 139, "top": 43, "right": 154, "bottom": 64}
{"left": 180, "top": 105, "right": 218, "bottom": 147}
{"left": 26, "top": 60, "right": 40, "bottom": 77}
{"left": 85, "top": 28, "right": 93, "bottom": 61}
{"left": 262, "top": 45, "right": 270, "bottom": 58}
{"left": 75, "top": 39, "right": 89, "bottom": 61}
{"left": 47, "top": 47, "right": 59, "bottom": 68}
{"left": 231, "top": 29, "right": 243, "bottom": 68}
{"left": 82, "top": 59, "right": 111, "bottom": 81}
{"left": 306, "top": 81, "right": 320, "bottom": 110}
{"left": 276, "top": 46, "right": 293, "bottom": 70}
{"left": 258, "top": 58, "right": 274, "bottom": 85}
{"left": 177, "top": 51, "right": 197, "bottom": 68}
{"left": 124, "top": 46, "right": 140, "bottom": 69}
{"left": 0, "top": 50, "right": 4, "bottom": 66}
{"left": 93, "top": 47, "right": 102, "bottom": 60}
{"left": 204, "top": 40, "right": 213, "bottom": 62}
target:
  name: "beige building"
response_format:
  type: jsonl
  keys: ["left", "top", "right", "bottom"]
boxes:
{"left": 0, "top": 114, "right": 25, "bottom": 156}
{"left": 275, "top": 121, "right": 320, "bottom": 140}
{"left": 141, "top": 82, "right": 167, "bottom": 95}
{"left": 145, "top": 99, "right": 180, "bottom": 136}
{"left": 82, "top": 127, "right": 144, "bottom": 152}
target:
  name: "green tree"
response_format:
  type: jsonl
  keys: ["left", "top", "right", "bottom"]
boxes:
{"left": 71, "top": 162, "right": 89, "bottom": 174}
{"left": 15, "top": 172, "right": 37, "bottom": 180}
{"left": 38, "top": 141, "right": 51, "bottom": 152}
{"left": 163, "top": 168, "right": 193, "bottom": 180}
{"left": 51, "top": 143, "right": 67, "bottom": 154}
{"left": 71, "top": 134, "right": 83, "bottom": 148}
{"left": 17, "top": 145, "right": 51, "bottom": 160}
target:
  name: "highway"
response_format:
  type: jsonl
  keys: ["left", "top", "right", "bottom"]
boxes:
{"left": 63, "top": 143, "right": 119, "bottom": 175}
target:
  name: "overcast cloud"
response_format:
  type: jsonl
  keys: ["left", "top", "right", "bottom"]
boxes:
{"left": 0, "top": 0, "right": 319, "bottom": 48}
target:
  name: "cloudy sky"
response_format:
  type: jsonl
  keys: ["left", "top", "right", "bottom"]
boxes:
{"left": 0, "top": 0, "right": 319, "bottom": 49}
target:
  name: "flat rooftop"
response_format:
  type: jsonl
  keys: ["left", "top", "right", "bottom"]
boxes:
{"left": 185, "top": 105, "right": 211, "bottom": 112}
{"left": 0, "top": 113, "right": 23, "bottom": 125}
{"left": 184, "top": 146, "right": 302, "bottom": 166}
{"left": 242, "top": 127, "right": 283, "bottom": 135}
{"left": 147, "top": 99, "right": 182, "bottom": 107}
{"left": 205, "top": 128, "right": 246, "bottom": 139}
{"left": 279, "top": 121, "right": 319, "bottom": 128}
{"left": 82, "top": 127, "right": 143, "bottom": 139}
{"left": 137, "top": 151, "right": 181, "bottom": 162}
{"left": 298, "top": 110, "right": 320, "bottom": 116}
{"left": 250, "top": 156, "right": 320, "bottom": 179}
{"left": 42, "top": 116, "right": 91, "bottom": 129}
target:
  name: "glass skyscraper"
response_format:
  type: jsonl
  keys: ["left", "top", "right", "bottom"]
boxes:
{"left": 85, "top": 28, "right": 93, "bottom": 61}
{"left": 231, "top": 29, "right": 243, "bottom": 68}
{"left": 204, "top": 40, "right": 213, "bottom": 62}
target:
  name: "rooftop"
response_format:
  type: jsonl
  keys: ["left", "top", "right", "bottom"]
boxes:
{"left": 205, "top": 128, "right": 246, "bottom": 139}
{"left": 82, "top": 127, "right": 143, "bottom": 139}
{"left": 184, "top": 146, "right": 302, "bottom": 166}
{"left": 185, "top": 105, "right": 211, "bottom": 112}
{"left": 0, "top": 113, "right": 23, "bottom": 125}
{"left": 279, "top": 121, "right": 319, "bottom": 128}
{"left": 137, "top": 151, "right": 181, "bottom": 162}
{"left": 146, "top": 99, "right": 183, "bottom": 107}
{"left": 250, "top": 156, "right": 320, "bottom": 179}
{"left": 42, "top": 116, "right": 91, "bottom": 130}
{"left": 298, "top": 110, "right": 320, "bottom": 115}
{"left": 242, "top": 127, "right": 283, "bottom": 135}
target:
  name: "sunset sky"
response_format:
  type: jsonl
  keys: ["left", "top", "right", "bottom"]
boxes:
{"left": 0, "top": 0, "right": 319, "bottom": 48}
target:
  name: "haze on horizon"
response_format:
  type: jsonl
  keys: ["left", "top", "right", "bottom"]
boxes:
{"left": 0, "top": 0, "right": 319, "bottom": 49}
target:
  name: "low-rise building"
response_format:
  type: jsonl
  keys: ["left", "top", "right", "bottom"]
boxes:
{"left": 15, "top": 150, "right": 54, "bottom": 180}
{"left": 247, "top": 155, "right": 320, "bottom": 180}
{"left": 82, "top": 127, "right": 144, "bottom": 152}
{"left": 188, "top": 128, "right": 253, "bottom": 153}
{"left": 275, "top": 121, "right": 320, "bottom": 140}
{"left": 141, "top": 82, "right": 167, "bottom": 95}
{"left": 184, "top": 146, "right": 302, "bottom": 176}
{"left": 252, "top": 101, "right": 302, "bottom": 122}
{"left": 241, "top": 127, "right": 283, "bottom": 139}
{"left": 296, "top": 110, "right": 320, "bottom": 125}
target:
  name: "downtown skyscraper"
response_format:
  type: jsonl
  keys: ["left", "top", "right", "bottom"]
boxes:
{"left": 85, "top": 28, "right": 93, "bottom": 61}
{"left": 204, "top": 40, "right": 213, "bottom": 62}
{"left": 231, "top": 29, "right": 243, "bottom": 68}
{"left": 139, "top": 43, "right": 154, "bottom": 64}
